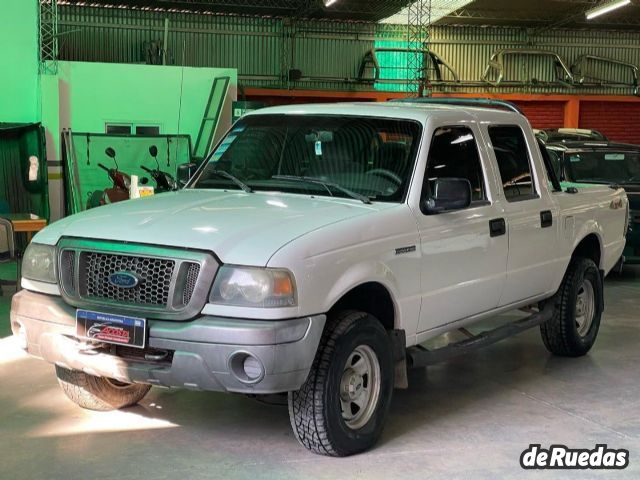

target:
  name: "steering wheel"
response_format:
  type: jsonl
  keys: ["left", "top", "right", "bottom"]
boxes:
{"left": 366, "top": 169, "right": 402, "bottom": 185}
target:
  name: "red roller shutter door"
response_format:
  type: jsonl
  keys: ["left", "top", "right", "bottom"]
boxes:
{"left": 513, "top": 101, "right": 564, "bottom": 129}
{"left": 580, "top": 101, "right": 640, "bottom": 144}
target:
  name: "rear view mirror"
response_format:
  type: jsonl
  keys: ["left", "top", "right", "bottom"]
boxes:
{"left": 304, "top": 130, "right": 334, "bottom": 143}
{"left": 423, "top": 178, "right": 472, "bottom": 214}
{"left": 149, "top": 145, "right": 158, "bottom": 158}
{"left": 105, "top": 147, "right": 116, "bottom": 158}
{"left": 177, "top": 163, "right": 198, "bottom": 187}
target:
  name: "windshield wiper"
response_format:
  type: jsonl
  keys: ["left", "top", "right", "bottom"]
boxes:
{"left": 271, "top": 175, "right": 371, "bottom": 204}
{"left": 208, "top": 169, "right": 253, "bottom": 193}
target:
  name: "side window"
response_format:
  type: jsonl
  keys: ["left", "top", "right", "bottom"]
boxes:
{"left": 488, "top": 125, "right": 537, "bottom": 200}
{"left": 423, "top": 126, "right": 486, "bottom": 204}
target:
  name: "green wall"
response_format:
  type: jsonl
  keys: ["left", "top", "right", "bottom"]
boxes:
{"left": 40, "top": 61, "right": 237, "bottom": 220}
{"left": 0, "top": 0, "right": 39, "bottom": 123}
{"left": 41, "top": 61, "right": 236, "bottom": 157}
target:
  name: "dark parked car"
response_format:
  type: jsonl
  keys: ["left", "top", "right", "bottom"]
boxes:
{"left": 546, "top": 141, "right": 639, "bottom": 265}
{"left": 535, "top": 128, "right": 608, "bottom": 143}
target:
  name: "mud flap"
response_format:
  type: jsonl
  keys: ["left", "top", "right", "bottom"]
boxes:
{"left": 388, "top": 329, "right": 408, "bottom": 389}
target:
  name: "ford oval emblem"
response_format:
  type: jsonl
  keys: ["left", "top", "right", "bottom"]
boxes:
{"left": 108, "top": 271, "right": 141, "bottom": 289}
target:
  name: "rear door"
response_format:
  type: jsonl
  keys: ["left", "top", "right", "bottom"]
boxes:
{"left": 484, "top": 124, "right": 561, "bottom": 306}
{"left": 415, "top": 124, "right": 508, "bottom": 333}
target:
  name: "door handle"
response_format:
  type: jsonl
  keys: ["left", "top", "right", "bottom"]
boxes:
{"left": 540, "top": 210, "right": 553, "bottom": 228}
{"left": 489, "top": 218, "right": 506, "bottom": 237}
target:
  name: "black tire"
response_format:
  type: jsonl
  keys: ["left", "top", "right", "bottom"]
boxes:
{"left": 55, "top": 365, "right": 151, "bottom": 411}
{"left": 540, "top": 257, "right": 603, "bottom": 357}
{"left": 288, "top": 311, "right": 394, "bottom": 457}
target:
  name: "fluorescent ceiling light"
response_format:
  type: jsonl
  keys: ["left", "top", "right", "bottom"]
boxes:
{"left": 324, "top": 0, "right": 339, "bottom": 6}
{"left": 586, "top": 0, "right": 631, "bottom": 20}
{"left": 380, "top": 0, "right": 475, "bottom": 25}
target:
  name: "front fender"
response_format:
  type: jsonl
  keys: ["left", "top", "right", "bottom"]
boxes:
{"left": 267, "top": 205, "right": 423, "bottom": 338}
{"left": 323, "top": 260, "right": 402, "bottom": 320}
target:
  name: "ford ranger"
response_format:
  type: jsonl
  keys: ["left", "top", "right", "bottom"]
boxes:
{"left": 11, "top": 99, "right": 629, "bottom": 456}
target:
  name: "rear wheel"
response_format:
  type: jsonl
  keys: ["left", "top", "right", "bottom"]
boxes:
{"left": 288, "top": 311, "right": 394, "bottom": 456}
{"left": 540, "top": 257, "right": 603, "bottom": 357}
{"left": 55, "top": 365, "right": 151, "bottom": 411}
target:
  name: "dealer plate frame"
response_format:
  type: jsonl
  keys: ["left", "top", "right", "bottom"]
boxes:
{"left": 76, "top": 309, "right": 147, "bottom": 349}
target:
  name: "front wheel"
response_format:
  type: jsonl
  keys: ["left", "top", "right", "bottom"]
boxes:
{"left": 288, "top": 311, "right": 394, "bottom": 457}
{"left": 540, "top": 257, "right": 603, "bottom": 357}
{"left": 55, "top": 365, "right": 151, "bottom": 411}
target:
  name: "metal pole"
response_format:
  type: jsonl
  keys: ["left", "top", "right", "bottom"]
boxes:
{"left": 163, "top": 18, "right": 169, "bottom": 65}
{"left": 407, "top": 0, "right": 432, "bottom": 96}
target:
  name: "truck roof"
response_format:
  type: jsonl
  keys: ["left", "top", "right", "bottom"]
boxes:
{"left": 247, "top": 101, "right": 524, "bottom": 125}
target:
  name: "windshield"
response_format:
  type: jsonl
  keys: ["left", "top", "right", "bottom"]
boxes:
{"left": 190, "top": 114, "right": 422, "bottom": 202}
{"left": 567, "top": 150, "right": 640, "bottom": 184}
{"left": 547, "top": 133, "right": 605, "bottom": 142}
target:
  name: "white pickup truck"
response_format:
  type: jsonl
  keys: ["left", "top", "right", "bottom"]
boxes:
{"left": 11, "top": 99, "right": 628, "bottom": 457}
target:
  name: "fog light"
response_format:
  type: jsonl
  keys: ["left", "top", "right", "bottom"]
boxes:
{"left": 243, "top": 356, "right": 263, "bottom": 381}
{"left": 228, "top": 351, "right": 265, "bottom": 384}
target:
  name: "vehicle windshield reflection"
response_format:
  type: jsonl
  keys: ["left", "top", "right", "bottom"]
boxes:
{"left": 191, "top": 114, "right": 422, "bottom": 203}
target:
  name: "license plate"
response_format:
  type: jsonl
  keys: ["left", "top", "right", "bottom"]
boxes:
{"left": 76, "top": 310, "right": 146, "bottom": 348}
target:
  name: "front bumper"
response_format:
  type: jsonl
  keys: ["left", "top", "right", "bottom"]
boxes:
{"left": 11, "top": 290, "right": 326, "bottom": 394}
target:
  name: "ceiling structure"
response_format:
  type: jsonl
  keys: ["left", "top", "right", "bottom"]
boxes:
{"left": 438, "top": 0, "right": 640, "bottom": 29}
{"left": 58, "top": 0, "right": 414, "bottom": 22}
{"left": 58, "top": 0, "right": 640, "bottom": 27}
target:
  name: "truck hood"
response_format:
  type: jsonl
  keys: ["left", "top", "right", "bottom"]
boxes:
{"left": 36, "top": 190, "right": 390, "bottom": 266}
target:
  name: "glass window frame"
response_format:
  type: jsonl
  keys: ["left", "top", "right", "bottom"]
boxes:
{"left": 488, "top": 124, "right": 540, "bottom": 203}
{"left": 189, "top": 113, "right": 424, "bottom": 204}
{"left": 420, "top": 124, "right": 491, "bottom": 215}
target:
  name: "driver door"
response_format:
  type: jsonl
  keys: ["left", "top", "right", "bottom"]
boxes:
{"left": 415, "top": 124, "right": 508, "bottom": 333}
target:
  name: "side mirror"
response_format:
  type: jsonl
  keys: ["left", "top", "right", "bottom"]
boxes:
{"left": 105, "top": 147, "right": 116, "bottom": 158}
{"left": 149, "top": 145, "right": 158, "bottom": 158}
{"left": 177, "top": 163, "right": 198, "bottom": 188}
{"left": 423, "top": 178, "right": 472, "bottom": 214}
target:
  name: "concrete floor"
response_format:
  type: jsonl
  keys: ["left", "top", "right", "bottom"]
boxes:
{"left": 1, "top": 269, "right": 640, "bottom": 479}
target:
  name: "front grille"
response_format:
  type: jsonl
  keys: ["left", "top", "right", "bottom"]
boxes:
{"left": 82, "top": 252, "right": 176, "bottom": 306}
{"left": 60, "top": 250, "right": 76, "bottom": 295}
{"left": 113, "top": 345, "right": 174, "bottom": 365}
{"left": 182, "top": 263, "right": 200, "bottom": 306}
{"left": 57, "top": 238, "right": 219, "bottom": 320}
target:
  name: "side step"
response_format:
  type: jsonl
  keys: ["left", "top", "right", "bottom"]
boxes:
{"left": 406, "top": 301, "right": 555, "bottom": 368}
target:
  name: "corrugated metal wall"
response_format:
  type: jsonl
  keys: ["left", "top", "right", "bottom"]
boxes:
{"left": 431, "top": 27, "right": 640, "bottom": 95}
{"left": 57, "top": 5, "right": 640, "bottom": 95}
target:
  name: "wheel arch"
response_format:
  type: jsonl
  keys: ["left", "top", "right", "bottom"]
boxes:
{"left": 329, "top": 282, "right": 397, "bottom": 331}
{"left": 572, "top": 232, "right": 603, "bottom": 270}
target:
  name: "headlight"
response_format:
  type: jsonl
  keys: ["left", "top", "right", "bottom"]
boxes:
{"left": 210, "top": 266, "right": 296, "bottom": 308}
{"left": 22, "top": 243, "right": 57, "bottom": 284}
